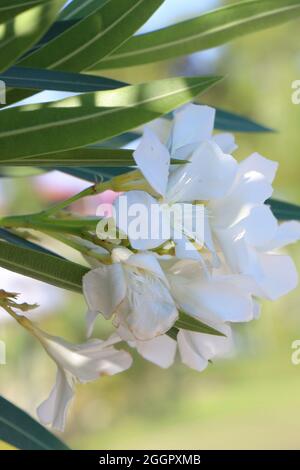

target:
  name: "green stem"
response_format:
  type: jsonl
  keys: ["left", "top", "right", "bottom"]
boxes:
{"left": 39, "top": 180, "right": 113, "bottom": 217}
{"left": 0, "top": 214, "right": 99, "bottom": 234}
{"left": 47, "top": 232, "right": 111, "bottom": 264}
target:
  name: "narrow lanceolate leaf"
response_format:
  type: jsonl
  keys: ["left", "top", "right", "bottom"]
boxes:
{"left": 60, "top": 0, "right": 107, "bottom": 20}
{"left": 4, "top": 0, "right": 162, "bottom": 105}
{"left": 0, "top": 148, "right": 133, "bottom": 166}
{"left": 268, "top": 199, "right": 300, "bottom": 221}
{"left": 94, "top": 0, "right": 300, "bottom": 69}
{"left": 0, "top": 396, "right": 69, "bottom": 450}
{"left": 28, "top": 20, "right": 78, "bottom": 54}
{"left": 0, "top": 148, "right": 186, "bottom": 167}
{"left": 0, "top": 0, "right": 65, "bottom": 73}
{"left": 20, "top": 0, "right": 164, "bottom": 72}
{"left": 0, "top": 0, "right": 45, "bottom": 23}
{"left": 0, "top": 241, "right": 88, "bottom": 292}
{"left": 56, "top": 166, "right": 129, "bottom": 183}
{"left": 0, "top": 228, "right": 63, "bottom": 258}
{"left": 18, "top": 0, "right": 104, "bottom": 55}
{"left": 175, "top": 311, "right": 226, "bottom": 337}
{"left": 215, "top": 107, "right": 274, "bottom": 133}
{"left": 0, "top": 67, "right": 273, "bottom": 133}
{"left": 0, "top": 66, "right": 126, "bottom": 92}
{"left": 0, "top": 76, "right": 221, "bottom": 159}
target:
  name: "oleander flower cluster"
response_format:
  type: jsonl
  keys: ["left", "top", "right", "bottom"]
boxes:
{"left": 84, "top": 104, "right": 300, "bottom": 344}
{"left": 7, "top": 104, "right": 300, "bottom": 432}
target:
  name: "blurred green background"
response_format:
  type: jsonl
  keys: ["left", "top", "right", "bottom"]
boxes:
{"left": 1, "top": 0, "right": 300, "bottom": 450}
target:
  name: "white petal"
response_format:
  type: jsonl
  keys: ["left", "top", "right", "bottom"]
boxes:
{"left": 253, "top": 253, "right": 298, "bottom": 300}
{"left": 126, "top": 251, "right": 168, "bottom": 283}
{"left": 194, "top": 277, "right": 254, "bottom": 323}
{"left": 83, "top": 264, "right": 126, "bottom": 320}
{"left": 37, "top": 368, "right": 74, "bottom": 431}
{"left": 167, "top": 258, "right": 205, "bottom": 280}
{"left": 133, "top": 127, "right": 170, "bottom": 196}
{"left": 214, "top": 228, "right": 251, "bottom": 273}
{"left": 167, "top": 141, "right": 237, "bottom": 202}
{"left": 238, "top": 205, "right": 278, "bottom": 248}
{"left": 171, "top": 104, "right": 215, "bottom": 154}
{"left": 146, "top": 117, "right": 172, "bottom": 145}
{"left": 118, "top": 270, "right": 178, "bottom": 340}
{"left": 85, "top": 309, "right": 98, "bottom": 338}
{"left": 42, "top": 333, "right": 132, "bottom": 382}
{"left": 135, "top": 335, "right": 177, "bottom": 369}
{"left": 72, "top": 340, "right": 133, "bottom": 379}
{"left": 174, "top": 235, "right": 204, "bottom": 261}
{"left": 113, "top": 190, "right": 167, "bottom": 250}
{"left": 253, "top": 299, "right": 261, "bottom": 319}
{"left": 213, "top": 133, "right": 237, "bottom": 154}
{"left": 168, "top": 264, "right": 253, "bottom": 323}
{"left": 263, "top": 221, "right": 300, "bottom": 251}
{"left": 210, "top": 172, "right": 274, "bottom": 229}
{"left": 238, "top": 153, "right": 278, "bottom": 183}
{"left": 177, "top": 325, "right": 232, "bottom": 372}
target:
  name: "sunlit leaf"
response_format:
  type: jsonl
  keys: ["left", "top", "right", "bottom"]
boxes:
{"left": 0, "top": 228, "right": 63, "bottom": 257}
{"left": 0, "top": 0, "right": 65, "bottom": 73}
{"left": 0, "top": 66, "right": 126, "bottom": 92}
{"left": 20, "top": 0, "right": 164, "bottom": 71}
{"left": 0, "top": 76, "right": 220, "bottom": 159}
{"left": 0, "top": 241, "right": 87, "bottom": 292}
{"left": 0, "top": 0, "right": 46, "bottom": 24}
{"left": 94, "top": 0, "right": 300, "bottom": 69}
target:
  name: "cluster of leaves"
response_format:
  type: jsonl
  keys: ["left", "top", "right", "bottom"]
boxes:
{"left": 1, "top": 0, "right": 300, "bottom": 450}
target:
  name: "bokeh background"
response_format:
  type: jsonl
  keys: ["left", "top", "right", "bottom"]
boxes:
{"left": 1, "top": 0, "right": 300, "bottom": 450}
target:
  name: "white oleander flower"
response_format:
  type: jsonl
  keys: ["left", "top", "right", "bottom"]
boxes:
{"left": 113, "top": 104, "right": 238, "bottom": 260}
{"left": 164, "top": 258, "right": 255, "bottom": 324}
{"left": 113, "top": 256, "right": 255, "bottom": 371}
{"left": 83, "top": 247, "right": 178, "bottom": 341}
{"left": 113, "top": 103, "right": 300, "bottom": 300}
{"left": 116, "top": 323, "right": 232, "bottom": 372}
{"left": 208, "top": 152, "right": 300, "bottom": 300}
{"left": 20, "top": 319, "right": 133, "bottom": 431}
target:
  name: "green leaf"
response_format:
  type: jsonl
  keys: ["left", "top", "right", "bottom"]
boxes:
{"left": 94, "top": 0, "right": 300, "bottom": 69}
{"left": 268, "top": 199, "right": 300, "bottom": 221}
{"left": 0, "top": 241, "right": 88, "bottom": 292}
{"left": 0, "top": 148, "right": 133, "bottom": 166}
{"left": 5, "top": 0, "right": 163, "bottom": 105}
{"left": 60, "top": 0, "right": 107, "bottom": 20}
{"left": 24, "top": 20, "right": 78, "bottom": 56}
{"left": 0, "top": 0, "right": 65, "bottom": 73}
{"left": 56, "top": 166, "right": 128, "bottom": 182}
{"left": 20, "top": 0, "right": 104, "bottom": 57}
{"left": 20, "top": 0, "right": 164, "bottom": 72}
{"left": 175, "top": 311, "right": 225, "bottom": 337}
{"left": 0, "top": 228, "right": 63, "bottom": 258}
{"left": 0, "top": 66, "right": 126, "bottom": 92}
{"left": 0, "top": 68, "right": 274, "bottom": 133}
{"left": 166, "top": 327, "right": 178, "bottom": 341}
{"left": 0, "top": 147, "right": 186, "bottom": 166}
{"left": 0, "top": 395, "right": 69, "bottom": 450}
{"left": 214, "top": 107, "right": 274, "bottom": 133}
{"left": 0, "top": 76, "right": 221, "bottom": 159}
{"left": 0, "top": 0, "right": 45, "bottom": 24}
